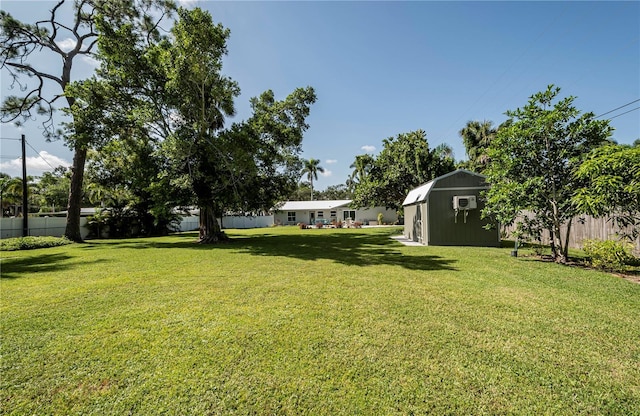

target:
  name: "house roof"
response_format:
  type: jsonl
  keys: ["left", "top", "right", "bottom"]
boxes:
{"left": 402, "top": 169, "right": 487, "bottom": 206}
{"left": 277, "top": 200, "right": 352, "bottom": 211}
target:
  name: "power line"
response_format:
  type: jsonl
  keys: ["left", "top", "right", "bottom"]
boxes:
{"left": 607, "top": 106, "right": 640, "bottom": 120}
{"left": 24, "top": 139, "right": 58, "bottom": 170}
{"left": 439, "top": 2, "right": 573, "bottom": 142}
{"left": 595, "top": 99, "right": 640, "bottom": 119}
{"left": 0, "top": 137, "right": 21, "bottom": 141}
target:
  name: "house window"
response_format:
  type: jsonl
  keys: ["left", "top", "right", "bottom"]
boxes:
{"left": 317, "top": 211, "right": 324, "bottom": 219}
{"left": 287, "top": 212, "right": 296, "bottom": 222}
{"left": 330, "top": 210, "right": 337, "bottom": 218}
{"left": 343, "top": 210, "right": 356, "bottom": 221}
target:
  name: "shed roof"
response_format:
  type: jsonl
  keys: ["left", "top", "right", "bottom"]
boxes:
{"left": 278, "top": 200, "right": 352, "bottom": 211}
{"left": 402, "top": 181, "right": 436, "bottom": 206}
{"left": 402, "top": 169, "right": 487, "bottom": 206}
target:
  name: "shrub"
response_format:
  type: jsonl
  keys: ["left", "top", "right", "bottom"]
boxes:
{"left": 377, "top": 212, "right": 384, "bottom": 225}
{"left": 354, "top": 221, "right": 363, "bottom": 228}
{"left": 298, "top": 223, "right": 309, "bottom": 230}
{"left": 0, "top": 236, "right": 73, "bottom": 251}
{"left": 85, "top": 209, "right": 110, "bottom": 238}
{"left": 582, "top": 239, "right": 636, "bottom": 272}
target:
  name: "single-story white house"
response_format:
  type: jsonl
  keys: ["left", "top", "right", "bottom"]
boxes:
{"left": 273, "top": 200, "right": 397, "bottom": 226}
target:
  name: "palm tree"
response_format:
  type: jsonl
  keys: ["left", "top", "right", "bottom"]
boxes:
{"left": 0, "top": 175, "right": 34, "bottom": 217}
{"left": 301, "top": 158, "right": 324, "bottom": 200}
{"left": 347, "top": 154, "right": 374, "bottom": 191}
{"left": 459, "top": 120, "right": 496, "bottom": 172}
{"left": 433, "top": 143, "right": 454, "bottom": 160}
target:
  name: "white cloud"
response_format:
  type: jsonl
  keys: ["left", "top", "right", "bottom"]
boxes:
{"left": 178, "top": 0, "right": 199, "bottom": 7}
{"left": 82, "top": 54, "right": 100, "bottom": 68}
{"left": 320, "top": 169, "right": 333, "bottom": 178}
{"left": 56, "top": 38, "right": 77, "bottom": 52}
{"left": 361, "top": 145, "right": 376, "bottom": 153}
{"left": 1, "top": 151, "right": 71, "bottom": 177}
{"left": 325, "top": 159, "right": 337, "bottom": 164}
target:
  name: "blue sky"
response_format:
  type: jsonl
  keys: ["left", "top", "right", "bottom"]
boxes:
{"left": 1, "top": 1, "right": 639, "bottom": 190}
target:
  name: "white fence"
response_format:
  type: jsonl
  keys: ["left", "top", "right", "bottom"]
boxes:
{"left": 177, "top": 216, "right": 273, "bottom": 231}
{"left": 220, "top": 215, "right": 273, "bottom": 229}
{"left": 1, "top": 215, "right": 274, "bottom": 239}
{"left": 1, "top": 217, "right": 90, "bottom": 240}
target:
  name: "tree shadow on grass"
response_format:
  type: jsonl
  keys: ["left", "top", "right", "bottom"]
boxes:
{"left": 0, "top": 253, "right": 109, "bottom": 279}
{"left": 102, "top": 230, "right": 458, "bottom": 272}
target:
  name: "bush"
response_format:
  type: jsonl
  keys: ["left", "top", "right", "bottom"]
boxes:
{"left": 315, "top": 221, "right": 324, "bottom": 229}
{"left": 582, "top": 239, "right": 636, "bottom": 272}
{"left": 377, "top": 212, "right": 384, "bottom": 225}
{"left": 85, "top": 209, "right": 110, "bottom": 238}
{"left": 0, "top": 236, "right": 73, "bottom": 251}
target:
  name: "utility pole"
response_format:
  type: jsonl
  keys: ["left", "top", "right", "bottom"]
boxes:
{"left": 21, "top": 134, "right": 28, "bottom": 237}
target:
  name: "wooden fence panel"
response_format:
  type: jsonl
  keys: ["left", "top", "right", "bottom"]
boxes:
{"left": 504, "top": 214, "right": 640, "bottom": 255}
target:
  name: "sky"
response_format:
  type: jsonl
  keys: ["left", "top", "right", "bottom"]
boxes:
{"left": 1, "top": 0, "right": 639, "bottom": 189}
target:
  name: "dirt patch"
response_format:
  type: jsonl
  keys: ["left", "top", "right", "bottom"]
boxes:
{"left": 520, "top": 253, "right": 640, "bottom": 284}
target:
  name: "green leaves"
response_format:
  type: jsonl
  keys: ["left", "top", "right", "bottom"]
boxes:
{"left": 351, "top": 130, "right": 455, "bottom": 210}
{"left": 483, "top": 85, "right": 613, "bottom": 262}
{"left": 572, "top": 144, "right": 640, "bottom": 238}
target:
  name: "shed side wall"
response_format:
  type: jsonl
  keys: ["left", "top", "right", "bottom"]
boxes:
{"left": 427, "top": 189, "right": 499, "bottom": 246}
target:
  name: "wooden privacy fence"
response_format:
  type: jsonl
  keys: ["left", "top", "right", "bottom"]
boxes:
{"left": 504, "top": 214, "right": 640, "bottom": 255}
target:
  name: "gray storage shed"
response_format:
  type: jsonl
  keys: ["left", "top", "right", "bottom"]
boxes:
{"left": 402, "top": 169, "right": 500, "bottom": 246}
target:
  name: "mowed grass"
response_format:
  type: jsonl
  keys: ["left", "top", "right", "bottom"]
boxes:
{"left": 1, "top": 227, "right": 639, "bottom": 415}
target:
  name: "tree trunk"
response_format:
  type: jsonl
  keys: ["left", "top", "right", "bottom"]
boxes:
{"left": 563, "top": 218, "right": 573, "bottom": 262}
{"left": 64, "top": 147, "right": 88, "bottom": 242}
{"left": 198, "top": 203, "right": 228, "bottom": 244}
{"left": 548, "top": 226, "right": 556, "bottom": 259}
{"left": 551, "top": 221, "right": 567, "bottom": 264}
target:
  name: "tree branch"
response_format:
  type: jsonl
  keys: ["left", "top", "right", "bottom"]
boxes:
{"left": 5, "top": 61, "right": 63, "bottom": 86}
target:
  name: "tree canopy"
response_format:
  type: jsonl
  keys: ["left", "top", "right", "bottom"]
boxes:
{"left": 573, "top": 144, "right": 640, "bottom": 239}
{"left": 458, "top": 120, "right": 498, "bottom": 173}
{"left": 0, "top": 0, "right": 176, "bottom": 241}
{"left": 70, "top": 7, "right": 316, "bottom": 242}
{"left": 351, "top": 130, "right": 455, "bottom": 211}
{"left": 482, "top": 85, "right": 612, "bottom": 263}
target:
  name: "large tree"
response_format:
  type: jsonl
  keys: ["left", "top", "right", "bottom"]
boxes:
{"left": 483, "top": 85, "right": 612, "bottom": 263}
{"left": 156, "top": 7, "right": 240, "bottom": 242}
{"left": 82, "top": 7, "right": 316, "bottom": 242}
{"left": 0, "top": 0, "right": 176, "bottom": 241}
{"left": 573, "top": 144, "right": 640, "bottom": 239}
{"left": 352, "top": 130, "right": 455, "bottom": 211}
{"left": 300, "top": 159, "right": 324, "bottom": 201}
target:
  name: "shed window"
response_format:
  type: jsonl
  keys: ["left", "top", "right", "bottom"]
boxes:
{"left": 330, "top": 210, "right": 337, "bottom": 218}
{"left": 317, "top": 211, "right": 324, "bottom": 219}
{"left": 287, "top": 212, "right": 296, "bottom": 222}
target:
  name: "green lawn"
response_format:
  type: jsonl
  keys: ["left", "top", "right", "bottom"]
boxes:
{"left": 1, "top": 227, "right": 639, "bottom": 415}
